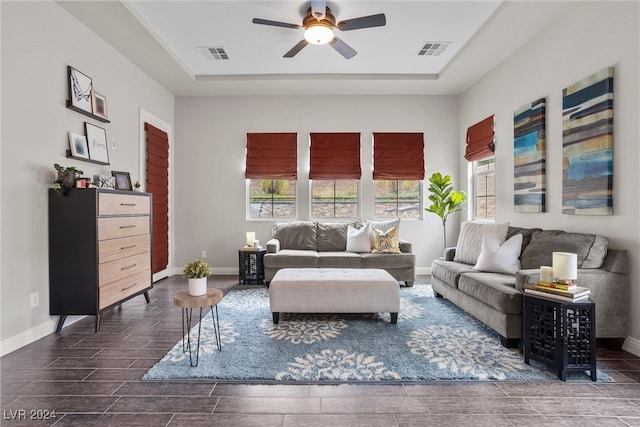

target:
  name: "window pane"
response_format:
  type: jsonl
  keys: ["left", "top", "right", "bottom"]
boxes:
{"left": 374, "top": 180, "right": 420, "bottom": 218}
{"left": 473, "top": 157, "right": 495, "bottom": 220}
{"left": 312, "top": 180, "right": 358, "bottom": 218}
{"left": 249, "top": 179, "right": 296, "bottom": 219}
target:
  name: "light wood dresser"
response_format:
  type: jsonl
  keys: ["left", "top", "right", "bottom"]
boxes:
{"left": 49, "top": 188, "right": 153, "bottom": 332}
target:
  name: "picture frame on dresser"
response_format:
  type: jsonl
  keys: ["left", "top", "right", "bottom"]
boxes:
{"left": 85, "top": 122, "right": 109, "bottom": 163}
{"left": 112, "top": 171, "right": 133, "bottom": 191}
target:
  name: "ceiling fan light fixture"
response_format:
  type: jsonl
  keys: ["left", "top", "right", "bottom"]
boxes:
{"left": 304, "top": 24, "right": 334, "bottom": 45}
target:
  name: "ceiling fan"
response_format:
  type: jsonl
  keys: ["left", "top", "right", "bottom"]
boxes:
{"left": 252, "top": 0, "right": 386, "bottom": 59}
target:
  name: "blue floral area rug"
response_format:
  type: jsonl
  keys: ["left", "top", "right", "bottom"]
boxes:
{"left": 144, "top": 285, "right": 609, "bottom": 383}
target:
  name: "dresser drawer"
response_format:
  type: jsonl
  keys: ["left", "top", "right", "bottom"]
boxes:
{"left": 99, "top": 192, "right": 150, "bottom": 216}
{"left": 99, "top": 270, "right": 151, "bottom": 309}
{"left": 98, "top": 216, "right": 150, "bottom": 241}
{"left": 99, "top": 234, "right": 151, "bottom": 264}
{"left": 99, "top": 252, "right": 150, "bottom": 287}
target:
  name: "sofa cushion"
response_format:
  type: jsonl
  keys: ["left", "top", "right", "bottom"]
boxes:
{"left": 361, "top": 252, "right": 415, "bottom": 269}
{"left": 430, "top": 260, "right": 476, "bottom": 288}
{"left": 363, "top": 218, "right": 400, "bottom": 234}
{"left": 371, "top": 226, "right": 401, "bottom": 254}
{"left": 519, "top": 229, "right": 609, "bottom": 269}
{"left": 473, "top": 234, "right": 523, "bottom": 275}
{"left": 506, "top": 226, "right": 541, "bottom": 255}
{"left": 263, "top": 249, "right": 318, "bottom": 268}
{"left": 346, "top": 224, "right": 371, "bottom": 253}
{"left": 317, "top": 221, "right": 352, "bottom": 252}
{"left": 273, "top": 221, "right": 317, "bottom": 251}
{"left": 453, "top": 221, "right": 509, "bottom": 264}
{"left": 318, "top": 252, "right": 362, "bottom": 268}
{"left": 458, "top": 273, "right": 522, "bottom": 314}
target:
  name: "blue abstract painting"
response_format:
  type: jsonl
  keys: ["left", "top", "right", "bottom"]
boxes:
{"left": 562, "top": 67, "right": 614, "bottom": 215}
{"left": 514, "top": 98, "right": 546, "bottom": 213}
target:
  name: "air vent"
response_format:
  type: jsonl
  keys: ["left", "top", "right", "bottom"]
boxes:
{"left": 418, "top": 42, "right": 451, "bottom": 57}
{"left": 198, "top": 46, "right": 229, "bottom": 60}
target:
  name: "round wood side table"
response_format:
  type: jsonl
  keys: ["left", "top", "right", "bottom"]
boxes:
{"left": 173, "top": 289, "right": 223, "bottom": 367}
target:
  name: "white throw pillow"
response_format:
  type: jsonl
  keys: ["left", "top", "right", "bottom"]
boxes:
{"left": 346, "top": 224, "right": 371, "bottom": 252}
{"left": 453, "top": 221, "right": 509, "bottom": 265}
{"left": 474, "top": 233, "right": 523, "bottom": 274}
{"left": 363, "top": 218, "right": 400, "bottom": 234}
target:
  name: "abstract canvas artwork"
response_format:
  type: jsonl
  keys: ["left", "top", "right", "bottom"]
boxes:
{"left": 562, "top": 67, "right": 614, "bottom": 215}
{"left": 514, "top": 98, "right": 546, "bottom": 212}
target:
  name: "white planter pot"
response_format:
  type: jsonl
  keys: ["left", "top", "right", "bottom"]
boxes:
{"left": 188, "top": 277, "right": 207, "bottom": 296}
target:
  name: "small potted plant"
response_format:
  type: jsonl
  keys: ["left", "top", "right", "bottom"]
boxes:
{"left": 53, "top": 163, "right": 83, "bottom": 190}
{"left": 183, "top": 259, "right": 211, "bottom": 296}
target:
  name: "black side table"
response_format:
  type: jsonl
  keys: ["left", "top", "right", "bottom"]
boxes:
{"left": 238, "top": 249, "right": 266, "bottom": 284}
{"left": 523, "top": 293, "right": 596, "bottom": 381}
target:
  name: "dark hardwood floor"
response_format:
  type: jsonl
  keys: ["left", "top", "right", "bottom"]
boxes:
{"left": 1, "top": 275, "right": 639, "bottom": 426}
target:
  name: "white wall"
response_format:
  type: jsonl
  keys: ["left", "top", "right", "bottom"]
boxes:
{"left": 0, "top": 2, "right": 175, "bottom": 352}
{"left": 459, "top": 1, "right": 639, "bottom": 352}
{"left": 173, "top": 95, "right": 460, "bottom": 273}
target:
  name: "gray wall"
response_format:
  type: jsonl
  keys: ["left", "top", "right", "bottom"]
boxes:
{"left": 459, "top": 1, "right": 640, "bottom": 352}
{"left": 1, "top": 2, "right": 174, "bottom": 349}
{"left": 173, "top": 95, "right": 460, "bottom": 273}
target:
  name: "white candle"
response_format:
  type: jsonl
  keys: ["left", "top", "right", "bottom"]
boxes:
{"left": 540, "top": 266, "right": 553, "bottom": 283}
{"left": 246, "top": 232, "right": 255, "bottom": 246}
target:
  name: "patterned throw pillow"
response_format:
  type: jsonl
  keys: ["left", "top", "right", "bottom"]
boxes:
{"left": 371, "top": 226, "right": 401, "bottom": 254}
{"left": 453, "top": 221, "right": 509, "bottom": 265}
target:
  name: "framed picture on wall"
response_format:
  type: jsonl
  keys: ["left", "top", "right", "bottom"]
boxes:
{"left": 68, "top": 132, "right": 89, "bottom": 159}
{"left": 111, "top": 171, "right": 132, "bottom": 191}
{"left": 85, "top": 122, "right": 109, "bottom": 164}
{"left": 68, "top": 66, "right": 93, "bottom": 114}
{"left": 91, "top": 90, "right": 108, "bottom": 120}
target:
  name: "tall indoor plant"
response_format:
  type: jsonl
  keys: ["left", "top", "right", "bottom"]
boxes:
{"left": 183, "top": 259, "right": 211, "bottom": 296}
{"left": 425, "top": 172, "right": 467, "bottom": 249}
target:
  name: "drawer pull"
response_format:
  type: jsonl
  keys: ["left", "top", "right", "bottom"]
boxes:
{"left": 119, "top": 225, "right": 136, "bottom": 229}
{"left": 121, "top": 263, "right": 137, "bottom": 271}
{"left": 121, "top": 283, "right": 137, "bottom": 291}
{"left": 120, "top": 244, "right": 137, "bottom": 250}
{"left": 120, "top": 203, "right": 137, "bottom": 207}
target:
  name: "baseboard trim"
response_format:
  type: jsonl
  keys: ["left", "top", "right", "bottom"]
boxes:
{"left": 0, "top": 316, "right": 86, "bottom": 357}
{"left": 622, "top": 335, "right": 640, "bottom": 357}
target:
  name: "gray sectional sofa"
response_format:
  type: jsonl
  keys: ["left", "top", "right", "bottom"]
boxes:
{"left": 431, "top": 225, "right": 630, "bottom": 347}
{"left": 264, "top": 220, "right": 416, "bottom": 286}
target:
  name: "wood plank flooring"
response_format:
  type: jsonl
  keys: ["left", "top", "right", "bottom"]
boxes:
{"left": 1, "top": 275, "right": 639, "bottom": 426}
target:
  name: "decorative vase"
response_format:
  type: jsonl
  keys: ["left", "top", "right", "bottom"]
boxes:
{"left": 188, "top": 277, "right": 207, "bottom": 296}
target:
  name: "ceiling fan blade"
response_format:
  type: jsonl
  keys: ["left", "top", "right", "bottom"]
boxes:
{"left": 337, "top": 13, "right": 386, "bottom": 31}
{"left": 284, "top": 39, "right": 309, "bottom": 58}
{"left": 310, "top": 0, "right": 326, "bottom": 19}
{"left": 329, "top": 37, "right": 357, "bottom": 59}
{"left": 252, "top": 18, "right": 300, "bottom": 29}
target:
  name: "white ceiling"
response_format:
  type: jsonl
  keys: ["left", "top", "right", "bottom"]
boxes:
{"left": 58, "top": 0, "right": 573, "bottom": 96}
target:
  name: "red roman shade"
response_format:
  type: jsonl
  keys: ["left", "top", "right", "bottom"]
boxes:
{"left": 465, "top": 115, "right": 495, "bottom": 162}
{"left": 245, "top": 133, "right": 297, "bottom": 179}
{"left": 373, "top": 132, "right": 425, "bottom": 180}
{"left": 309, "top": 133, "right": 361, "bottom": 180}
{"left": 145, "top": 122, "right": 169, "bottom": 275}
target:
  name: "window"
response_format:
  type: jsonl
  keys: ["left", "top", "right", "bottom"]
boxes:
{"left": 374, "top": 180, "right": 421, "bottom": 218}
{"left": 473, "top": 157, "right": 495, "bottom": 220}
{"left": 311, "top": 180, "right": 358, "bottom": 218}
{"left": 372, "top": 132, "right": 424, "bottom": 219}
{"left": 249, "top": 179, "right": 296, "bottom": 218}
{"left": 245, "top": 133, "right": 297, "bottom": 219}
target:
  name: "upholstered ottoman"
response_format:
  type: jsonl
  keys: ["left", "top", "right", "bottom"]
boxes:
{"left": 269, "top": 268, "right": 400, "bottom": 324}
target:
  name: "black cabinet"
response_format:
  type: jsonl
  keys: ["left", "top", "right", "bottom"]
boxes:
{"left": 238, "top": 249, "right": 266, "bottom": 284}
{"left": 523, "top": 294, "right": 596, "bottom": 381}
{"left": 49, "top": 188, "right": 152, "bottom": 332}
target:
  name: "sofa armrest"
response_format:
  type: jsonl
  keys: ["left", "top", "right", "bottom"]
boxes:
{"left": 399, "top": 239, "right": 412, "bottom": 253}
{"left": 443, "top": 247, "right": 456, "bottom": 261}
{"left": 266, "top": 238, "right": 280, "bottom": 253}
{"left": 515, "top": 269, "right": 542, "bottom": 291}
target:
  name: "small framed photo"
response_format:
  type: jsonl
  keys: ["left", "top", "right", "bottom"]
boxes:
{"left": 68, "top": 131, "right": 89, "bottom": 159}
{"left": 112, "top": 171, "right": 133, "bottom": 191}
{"left": 68, "top": 66, "right": 92, "bottom": 114}
{"left": 91, "top": 90, "right": 108, "bottom": 120}
{"left": 94, "top": 174, "right": 115, "bottom": 189}
{"left": 85, "top": 122, "right": 109, "bottom": 163}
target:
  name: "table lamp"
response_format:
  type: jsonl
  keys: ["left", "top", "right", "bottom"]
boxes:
{"left": 552, "top": 252, "right": 577, "bottom": 284}
{"left": 245, "top": 232, "right": 255, "bottom": 247}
